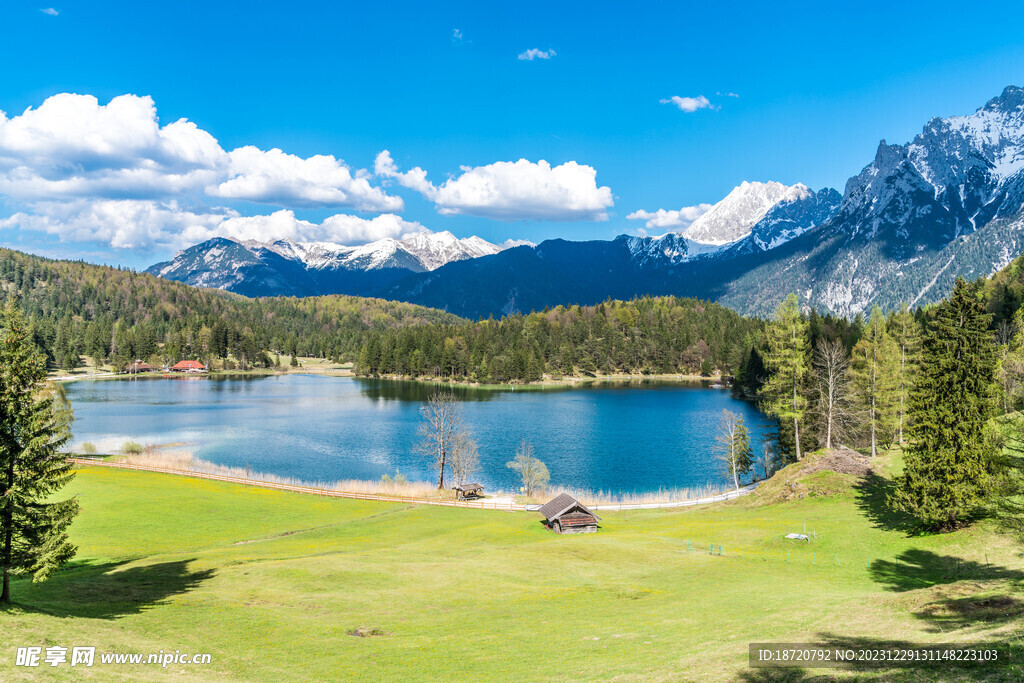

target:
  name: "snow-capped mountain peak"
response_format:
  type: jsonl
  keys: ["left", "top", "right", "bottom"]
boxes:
{"left": 683, "top": 181, "right": 812, "bottom": 245}
{"left": 236, "top": 230, "right": 505, "bottom": 273}
{"left": 146, "top": 230, "right": 510, "bottom": 298}
{"left": 837, "top": 84, "right": 1024, "bottom": 245}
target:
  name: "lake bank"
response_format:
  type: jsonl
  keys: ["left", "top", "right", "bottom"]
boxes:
{"left": 357, "top": 370, "right": 724, "bottom": 391}
{"left": 70, "top": 455, "right": 755, "bottom": 508}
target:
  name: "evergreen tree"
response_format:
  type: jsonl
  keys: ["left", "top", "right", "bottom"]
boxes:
{"left": 890, "top": 279, "right": 998, "bottom": 530}
{"left": 1, "top": 300, "right": 79, "bottom": 602}
{"left": 888, "top": 303, "right": 922, "bottom": 442}
{"left": 761, "top": 294, "right": 810, "bottom": 460}
{"left": 851, "top": 306, "right": 900, "bottom": 456}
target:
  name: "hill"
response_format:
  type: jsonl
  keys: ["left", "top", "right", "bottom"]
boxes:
{"left": 0, "top": 247, "right": 463, "bottom": 369}
{"left": 355, "top": 295, "right": 764, "bottom": 383}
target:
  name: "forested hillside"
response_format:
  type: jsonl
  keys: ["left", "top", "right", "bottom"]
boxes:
{"left": 0, "top": 248, "right": 463, "bottom": 370}
{"left": 356, "top": 296, "right": 765, "bottom": 383}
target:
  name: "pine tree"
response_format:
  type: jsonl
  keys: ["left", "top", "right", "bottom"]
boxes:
{"left": 761, "top": 294, "right": 810, "bottom": 460}
{"left": 890, "top": 279, "right": 997, "bottom": 530}
{"left": 851, "top": 306, "right": 900, "bottom": 457}
{"left": 888, "top": 303, "right": 922, "bottom": 443}
{"left": 1, "top": 300, "right": 79, "bottom": 602}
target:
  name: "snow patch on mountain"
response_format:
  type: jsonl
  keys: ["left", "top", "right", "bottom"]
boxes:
{"left": 683, "top": 181, "right": 812, "bottom": 244}
{"left": 239, "top": 230, "right": 506, "bottom": 273}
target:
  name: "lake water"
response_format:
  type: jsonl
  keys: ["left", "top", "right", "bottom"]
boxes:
{"left": 63, "top": 375, "right": 774, "bottom": 494}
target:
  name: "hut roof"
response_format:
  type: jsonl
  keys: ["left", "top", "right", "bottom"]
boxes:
{"left": 454, "top": 483, "right": 483, "bottom": 491}
{"left": 538, "top": 493, "right": 601, "bottom": 522}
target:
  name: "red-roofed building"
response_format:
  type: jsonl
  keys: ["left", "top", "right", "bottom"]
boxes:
{"left": 170, "top": 360, "right": 207, "bottom": 373}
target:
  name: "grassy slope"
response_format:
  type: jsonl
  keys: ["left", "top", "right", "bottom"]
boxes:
{"left": 3, "top": 453, "right": 1023, "bottom": 681}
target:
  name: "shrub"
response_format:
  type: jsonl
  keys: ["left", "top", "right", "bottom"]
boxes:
{"left": 121, "top": 441, "right": 144, "bottom": 455}
{"left": 81, "top": 442, "right": 97, "bottom": 455}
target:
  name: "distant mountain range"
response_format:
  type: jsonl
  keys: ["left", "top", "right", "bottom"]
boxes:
{"left": 147, "top": 231, "right": 514, "bottom": 299}
{"left": 148, "top": 85, "right": 1024, "bottom": 318}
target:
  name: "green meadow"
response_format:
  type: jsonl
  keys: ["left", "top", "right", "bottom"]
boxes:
{"left": 2, "top": 451, "right": 1023, "bottom": 681}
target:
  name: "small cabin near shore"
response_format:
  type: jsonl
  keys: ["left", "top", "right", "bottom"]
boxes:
{"left": 127, "top": 361, "right": 155, "bottom": 374}
{"left": 539, "top": 493, "right": 601, "bottom": 534}
{"left": 453, "top": 483, "right": 484, "bottom": 500}
{"left": 170, "top": 360, "right": 207, "bottom": 373}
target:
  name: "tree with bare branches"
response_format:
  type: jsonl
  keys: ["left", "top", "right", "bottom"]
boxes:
{"left": 714, "top": 409, "right": 754, "bottom": 489}
{"left": 812, "top": 338, "right": 855, "bottom": 450}
{"left": 759, "top": 440, "right": 779, "bottom": 481}
{"left": 448, "top": 431, "right": 480, "bottom": 488}
{"left": 417, "top": 391, "right": 466, "bottom": 490}
{"left": 506, "top": 440, "right": 549, "bottom": 497}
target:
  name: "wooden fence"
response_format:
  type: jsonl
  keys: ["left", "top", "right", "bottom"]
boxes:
{"left": 68, "top": 458, "right": 757, "bottom": 512}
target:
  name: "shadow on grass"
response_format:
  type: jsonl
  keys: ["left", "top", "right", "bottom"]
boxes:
{"left": 915, "top": 592, "right": 1024, "bottom": 633}
{"left": 853, "top": 471, "right": 921, "bottom": 535}
{"left": 870, "top": 549, "right": 1024, "bottom": 593}
{"left": 1, "top": 558, "right": 214, "bottom": 619}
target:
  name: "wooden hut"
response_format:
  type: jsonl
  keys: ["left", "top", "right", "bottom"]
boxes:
{"left": 538, "top": 493, "right": 600, "bottom": 534}
{"left": 453, "top": 483, "right": 484, "bottom": 500}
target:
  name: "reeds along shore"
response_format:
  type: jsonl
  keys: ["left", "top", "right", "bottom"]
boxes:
{"left": 102, "top": 448, "right": 732, "bottom": 505}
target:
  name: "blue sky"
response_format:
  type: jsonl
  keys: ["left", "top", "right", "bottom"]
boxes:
{"left": 1, "top": 0, "right": 1023, "bottom": 268}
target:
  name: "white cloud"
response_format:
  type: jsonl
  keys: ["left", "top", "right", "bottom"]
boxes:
{"left": 500, "top": 238, "right": 536, "bottom": 249}
{"left": 452, "top": 28, "right": 463, "bottom": 42}
{"left": 717, "top": 91, "right": 739, "bottom": 98}
{"left": 0, "top": 199, "right": 424, "bottom": 251}
{"left": 375, "top": 151, "right": 613, "bottom": 221}
{"left": 209, "top": 146, "right": 403, "bottom": 212}
{"left": 660, "top": 95, "right": 713, "bottom": 113}
{"left": 0, "top": 200, "right": 230, "bottom": 250}
{"left": 0, "top": 93, "right": 226, "bottom": 199}
{"left": 627, "top": 204, "right": 713, "bottom": 231}
{"left": 40, "top": 7, "right": 59, "bottom": 16}
{"left": 518, "top": 48, "right": 556, "bottom": 61}
{"left": 0, "top": 93, "right": 400, "bottom": 212}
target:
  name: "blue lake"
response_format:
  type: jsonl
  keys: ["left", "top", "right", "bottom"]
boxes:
{"left": 63, "top": 375, "right": 774, "bottom": 494}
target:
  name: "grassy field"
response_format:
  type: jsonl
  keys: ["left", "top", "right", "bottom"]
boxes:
{"left": 3, "top": 451, "right": 1023, "bottom": 681}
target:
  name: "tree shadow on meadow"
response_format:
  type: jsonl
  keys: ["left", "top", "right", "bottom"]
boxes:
{"left": 1, "top": 558, "right": 214, "bottom": 619}
{"left": 870, "top": 549, "right": 1024, "bottom": 593}
{"left": 867, "top": 548, "right": 1024, "bottom": 638}
{"left": 853, "top": 471, "right": 921, "bottom": 535}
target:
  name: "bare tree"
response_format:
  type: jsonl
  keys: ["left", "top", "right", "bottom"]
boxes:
{"left": 417, "top": 391, "right": 465, "bottom": 490}
{"left": 448, "top": 431, "right": 480, "bottom": 487}
{"left": 812, "top": 338, "right": 855, "bottom": 450}
{"left": 759, "top": 439, "right": 778, "bottom": 481}
{"left": 714, "top": 409, "right": 753, "bottom": 489}
{"left": 506, "top": 440, "right": 549, "bottom": 497}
